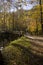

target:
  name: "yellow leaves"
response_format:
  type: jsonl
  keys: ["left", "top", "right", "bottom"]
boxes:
{"left": 29, "top": 20, "right": 36, "bottom": 32}
{"left": 38, "top": 22, "right": 41, "bottom": 31}
{"left": 24, "top": 16, "right": 29, "bottom": 21}
{"left": 27, "top": 19, "right": 41, "bottom": 33}
{"left": 40, "top": 5, "right": 43, "bottom": 12}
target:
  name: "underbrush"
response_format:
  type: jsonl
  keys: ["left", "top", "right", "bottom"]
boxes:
{"left": 2, "top": 36, "right": 30, "bottom": 65}
{"left": 2, "top": 36, "right": 43, "bottom": 65}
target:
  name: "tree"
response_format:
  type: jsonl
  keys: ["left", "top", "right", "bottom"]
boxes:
{"left": 39, "top": 0, "right": 43, "bottom": 33}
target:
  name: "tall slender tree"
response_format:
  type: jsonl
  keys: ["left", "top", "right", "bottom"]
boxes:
{"left": 39, "top": 0, "right": 43, "bottom": 33}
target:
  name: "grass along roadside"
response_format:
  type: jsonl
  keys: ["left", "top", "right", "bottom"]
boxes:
{"left": 2, "top": 36, "right": 30, "bottom": 65}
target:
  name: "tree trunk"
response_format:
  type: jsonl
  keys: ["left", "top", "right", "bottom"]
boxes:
{"left": 39, "top": 0, "right": 43, "bottom": 33}
{"left": 12, "top": 12, "right": 14, "bottom": 31}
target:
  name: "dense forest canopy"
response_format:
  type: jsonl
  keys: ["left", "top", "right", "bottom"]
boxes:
{"left": 0, "top": 0, "right": 43, "bottom": 35}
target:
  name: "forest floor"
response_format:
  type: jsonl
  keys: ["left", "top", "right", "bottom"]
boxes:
{"left": 0, "top": 33, "right": 43, "bottom": 65}
{"left": 0, "top": 36, "right": 43, "bottom": 65}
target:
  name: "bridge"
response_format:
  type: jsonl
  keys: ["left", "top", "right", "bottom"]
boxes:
{"left": 0, "top": 30, "right": 24, "bottom": 47}
{"left": 0, "top": 30, "right": 23, "bottom": 35}
{"left": 0, "top": 30, "right": 23, "bottom": 41}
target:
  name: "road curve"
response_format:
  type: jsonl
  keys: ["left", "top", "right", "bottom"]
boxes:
{"left": 24, "top": 35, "right": 43, "bottom": 56}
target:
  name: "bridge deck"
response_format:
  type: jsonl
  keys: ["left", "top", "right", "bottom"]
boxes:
{"left": 0, "top": 30, "right": 23, "bottom": 35}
